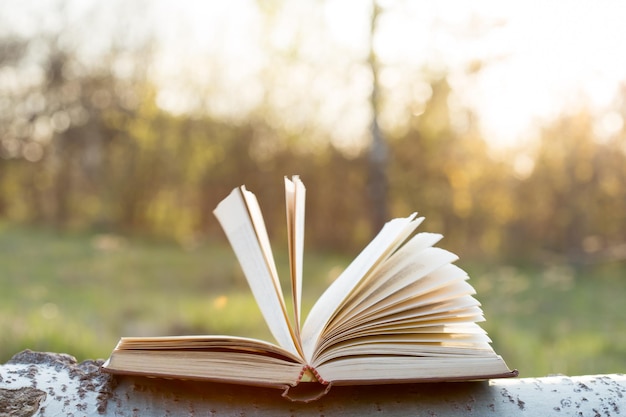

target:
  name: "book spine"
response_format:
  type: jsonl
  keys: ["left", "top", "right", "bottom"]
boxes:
{"left": 297, "top": 365, "right": 329, "bottom": 385}
{"left": 283, "top": 366, "right": 333, "bottom": 402}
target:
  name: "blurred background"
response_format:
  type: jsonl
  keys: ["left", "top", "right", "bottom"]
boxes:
{"left": 1, "top": 0, "right": 625, "bottom": 377}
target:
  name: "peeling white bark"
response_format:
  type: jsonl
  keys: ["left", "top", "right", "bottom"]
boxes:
{"left": 1, "top": 350, "right": 624, "bottom": 416}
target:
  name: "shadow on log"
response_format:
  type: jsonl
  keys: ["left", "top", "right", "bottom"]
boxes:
{"left": 1, "top": 350, "right": 625, "bottom": 416}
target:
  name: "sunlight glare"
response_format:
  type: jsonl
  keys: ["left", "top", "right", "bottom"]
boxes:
{"left": 11, "top": 0, "right": 626, "bottom": 151}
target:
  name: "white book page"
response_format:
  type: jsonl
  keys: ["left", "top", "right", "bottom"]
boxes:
{"left": 300, "top": 214, "right": 419, "bottom": 361}
{"left": 315, "top": 296, "right": 483, "bottom": 359}
{"left": 115, "top": 335, "right": 304, "bottom": 363}
{"left": 313, "top": 324, "right": 494, "bottom": 367}
{"left": 316, "top": 355, "right": 511, "bottom": 383}
{"left": 342, "top": 279, "right": 479, "bottom": 333}
{"left": 284, "top": 176, "right": 305, "bottom": 351}
{"left": 213, "top": 187, "right": 299, "bottom": 357}
{"left": 329, "top": 236, "right": 453, "bottom": 327}
{"left": 106, "top": 349, "right": 304, "bottom": 387}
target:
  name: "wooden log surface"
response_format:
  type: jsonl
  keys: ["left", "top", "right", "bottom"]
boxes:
{"left": 1, "top": 350, "right": 624, "bottom": 416}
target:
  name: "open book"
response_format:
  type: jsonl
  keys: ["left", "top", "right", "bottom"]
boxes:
{"left": 102, "top": 176, "right": 516, "bottom": 402}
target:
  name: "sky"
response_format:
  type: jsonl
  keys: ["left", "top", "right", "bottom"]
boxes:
{"left": 3, "top": 0, "right": 626, "bottom": 151}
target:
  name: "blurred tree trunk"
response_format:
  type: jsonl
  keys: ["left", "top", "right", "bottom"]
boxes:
{"left": 367, "top": 1, "right": 388, "bottom": 235}
{"left": 0, "top": 162, "right": 5, "bottom": 217}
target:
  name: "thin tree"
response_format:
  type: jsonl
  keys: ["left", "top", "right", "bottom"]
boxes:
{"left": 367, "top": 0, "right": 388, "bottom": 234}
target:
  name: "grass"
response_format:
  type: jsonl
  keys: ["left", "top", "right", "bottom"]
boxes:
{"left": 1, "top": 223, "right": 625, "bottom": 378}
{"left": 469, "top": 262, "right": 626, "bottom": 377}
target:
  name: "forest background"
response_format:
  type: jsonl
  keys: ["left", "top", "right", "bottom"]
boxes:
{"left": 1, "top": 0, "right": 625, "bottom": 377}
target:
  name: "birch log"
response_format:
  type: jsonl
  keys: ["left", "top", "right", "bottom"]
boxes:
{"left": 1, "top": 350, "right": 624, "bottom": 416}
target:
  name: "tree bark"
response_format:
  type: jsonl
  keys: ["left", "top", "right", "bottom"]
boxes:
{"left": 1, "top": 350, "right": 625, "bottom": 416}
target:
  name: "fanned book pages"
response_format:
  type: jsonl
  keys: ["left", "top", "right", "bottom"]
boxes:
{"left": 102, "top": 176, "right": 517, "bottom": 402}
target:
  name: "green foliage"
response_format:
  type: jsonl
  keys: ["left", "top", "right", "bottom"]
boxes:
{"left": 3, "top": 59, "right": 626, "bottom": 263}
{"left": 0, "top": 224, "right": 268, "bottom": 361}
{"left": 2, "top": 29, "right": 626, "bottom": 263}
{"left": 471, "top": 262, "right": 626, "bottom": 376}
{"left": 1, "top": 226, "right": 625, "bottom": 377}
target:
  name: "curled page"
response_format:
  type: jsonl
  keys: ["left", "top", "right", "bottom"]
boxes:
{"left": 300, "top": 214, "right": 419, "bottom": 361}
{"left": 285, "top": 176, "right": 305, "bottom": 352}
{"left": 213, "top": 187, "right": 299, "bottom": 357}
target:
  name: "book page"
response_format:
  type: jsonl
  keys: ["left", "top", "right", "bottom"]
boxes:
{"left": 314, "top": 281, "right": 484, "bottom": 361}
{"left": 214, "top": 187, "right": 299, "bottom": 357}
{"left": 112, "top": 335, "right": 304, "bottom": 362}
{"left": 284, "top": 176, "right": 305, "bottom": 352}
{"left": 104, "top": 335, "right": 305, "bottom": 388}
{"left": 320, "top": 271, "right": 480, "bottom": 343}
{"left": 329, "top": 233, "right": 450, "bottom": 326}
{"left": 105, "top": 350, "right": 304, "bottom": 387}
{"left": 316, "top": 355, "right": 514, "bottom": 384}
{"left": 300, "top": 214, "right": 420, "bottom": 361}
{"left": 347, "top": 269, "right": 478, "bottom": 327}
